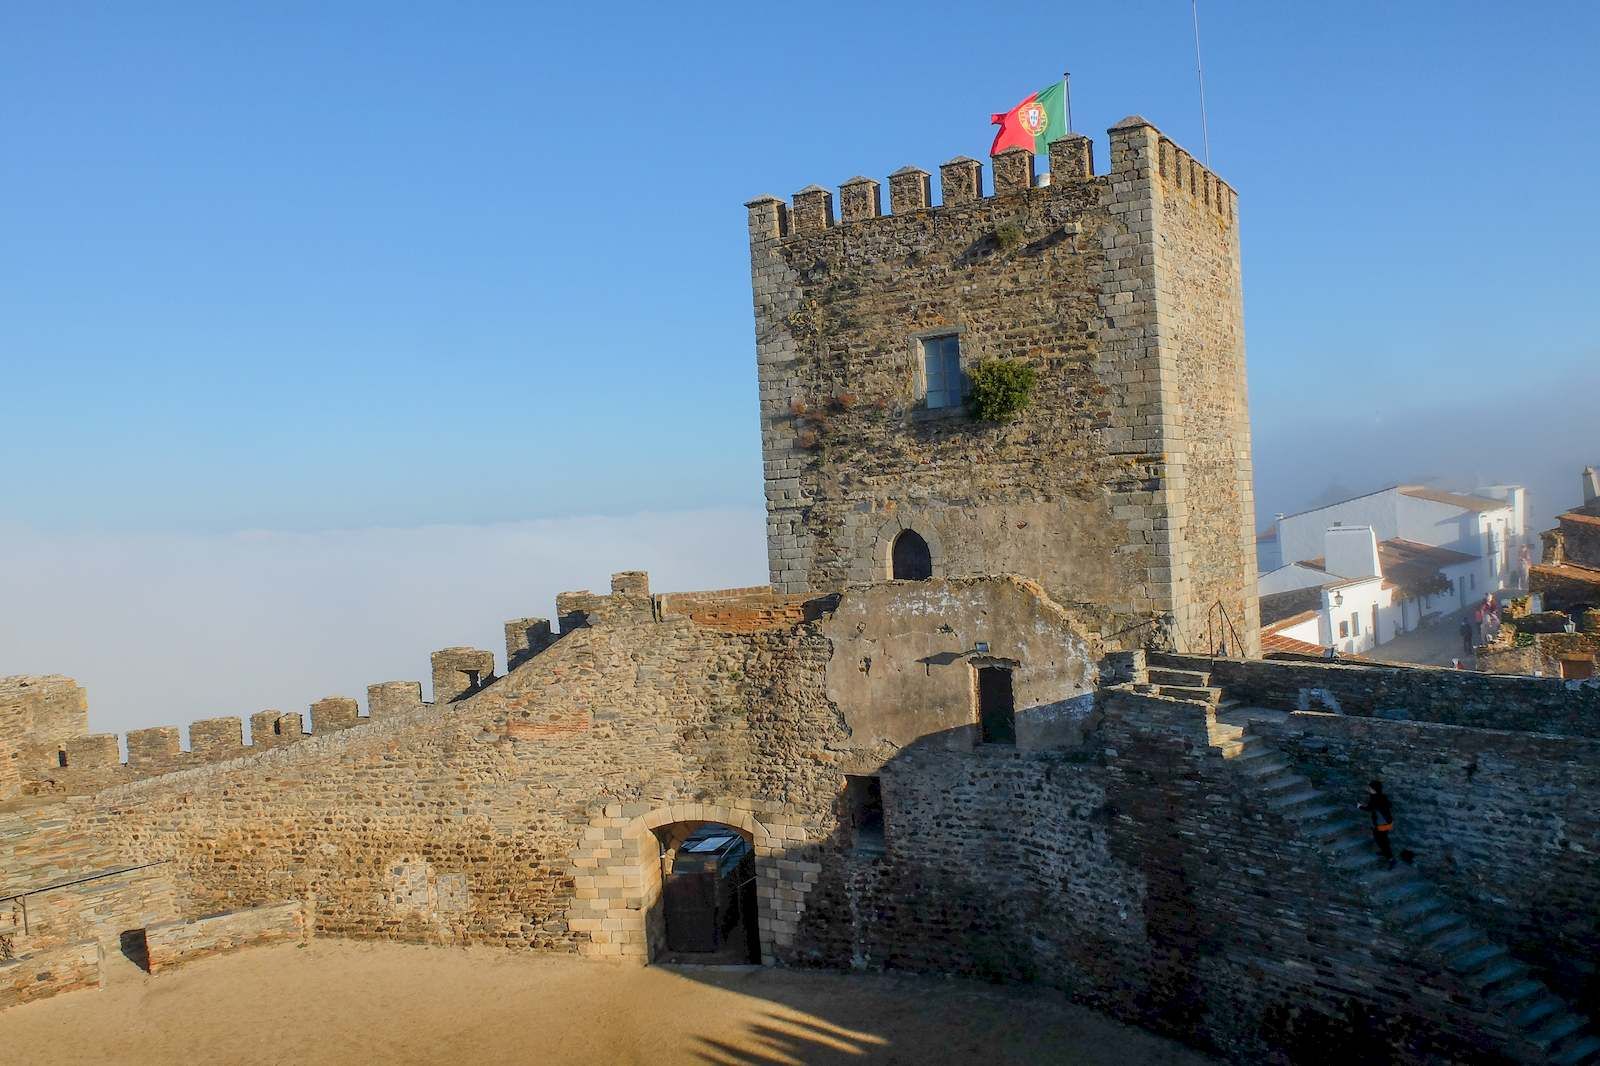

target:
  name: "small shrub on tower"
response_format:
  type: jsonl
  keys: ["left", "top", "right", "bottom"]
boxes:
{"left": 966, "top": 359, "right": 1036, "bottom": 422}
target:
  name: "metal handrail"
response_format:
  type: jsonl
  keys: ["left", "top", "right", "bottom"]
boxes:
{"left": 1, "top": 860, "right": 169, "bottom": 938}
{"left": 1205, "top": 600, "right": 1242, "bottom": 660}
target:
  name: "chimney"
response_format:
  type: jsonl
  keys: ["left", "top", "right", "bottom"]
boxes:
{"left": 1583, "top": 466, "right": 1599, "bottom": 505}
{"left": 1324, "top": 526, "right": 1381, "bottom": 579}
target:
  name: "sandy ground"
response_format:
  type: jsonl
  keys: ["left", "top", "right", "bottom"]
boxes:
{"left": 2, "top": 940, "right": 1217, "bottom": 1066}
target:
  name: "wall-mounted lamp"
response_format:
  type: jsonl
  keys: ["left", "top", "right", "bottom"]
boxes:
{"left": 973, "top": 642, "right": 990, "bottom": 654}
{"left": 1333, "top": 591, "right": 1344, "bottom": 607}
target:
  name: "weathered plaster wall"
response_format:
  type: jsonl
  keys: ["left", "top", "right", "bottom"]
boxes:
{"left": 821, "top": 576, "right": 1101, "bottom": 759}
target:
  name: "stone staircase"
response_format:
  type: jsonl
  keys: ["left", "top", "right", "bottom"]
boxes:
{"left": 1145, "top": 652, "right": 1230, "bottom": 708}
{"left": 1206, "top": 710, "right": 1600, "bottom": 1065}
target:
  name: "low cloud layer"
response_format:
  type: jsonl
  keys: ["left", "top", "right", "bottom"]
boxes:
{"left": 0, "top": 508, "right": 768, "bottom": 738}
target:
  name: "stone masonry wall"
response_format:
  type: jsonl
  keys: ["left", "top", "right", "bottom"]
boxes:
{"left": 747, "top": 119, "right": 1258, "bottom": 655}
{"left": 793, "top": 690, "right": 1535, "bottom": 1062}
{"left": 0, "top": 799, "right": 180, "bottom": 954}
{"left": 36, "top": 577, "right": 1101, "bottom": 968}
{"left": 1, "top": 675, "right": 89, "bottom": 800}
{"left": 1149, "top": 134, "right": 1260, "bottom": 655}
{"left": 1209, "top": 655, "right": 1600, "bottom": 737}
{"left": 4, "top": 577, "right": 1595, "bottom": 1061}
{"left": 1256, "top": 710, "right": 1600, "bottom": 1018}
{"left": 9, "top": 644, "right": 510, "bottom": 799}
{"left": 143, "top": 901, "right": 308, "bottom": 974}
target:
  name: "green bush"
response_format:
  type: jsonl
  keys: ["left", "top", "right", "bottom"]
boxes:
{"left": 966, "top": 358, "right": 1037, "bottom": 422}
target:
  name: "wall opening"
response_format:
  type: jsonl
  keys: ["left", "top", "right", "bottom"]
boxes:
{"left": 890, "top": 529, "right": 933, "bottom": 581}
{"left": 56, "top": 750, "right": 68, "bottom": 768}
{"left": 272, "top": 719, "right": 283, "bottom": 736}
{"left": 462, "top": 669, "right": 481, "bottom": 691}
{"left": 652, "top": 821, "right": 760, "bottom": 965}
{"left": 844, "top": 775, "right": 885, "bottom": 854}
{"left": 976, "top": 665, "right": 1016, "bottom": 745}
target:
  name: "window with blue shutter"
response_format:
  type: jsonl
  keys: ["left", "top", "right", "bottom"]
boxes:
{"left": 920, "top": 334, "right": 966, "bottom": 409}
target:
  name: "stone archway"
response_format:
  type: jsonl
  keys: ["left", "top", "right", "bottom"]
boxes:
{"left": 859, "top": 514, "right": 946, "bottom": 584}
{"left": 565, "top": 800, "right": 817, "bottom": 966}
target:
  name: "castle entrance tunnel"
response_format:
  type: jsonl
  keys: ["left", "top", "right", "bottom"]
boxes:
{"left": 566, "top": 803, "right": 807, "bottom": 966}
{"left": 652, "top": 821, "right": 760, "bottom": 965}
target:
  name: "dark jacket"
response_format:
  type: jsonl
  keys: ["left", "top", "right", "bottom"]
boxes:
{"left": 1360, "top": 792, "right": 1393, "bottom": 828}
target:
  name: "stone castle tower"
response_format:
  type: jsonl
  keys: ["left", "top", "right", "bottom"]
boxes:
{"left": 745, "top": 117, "right": 1260, "bottom": 654}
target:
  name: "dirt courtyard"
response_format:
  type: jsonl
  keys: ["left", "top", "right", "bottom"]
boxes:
{"left": 3, "top": 940, "right": 1217, "bottom": 1065}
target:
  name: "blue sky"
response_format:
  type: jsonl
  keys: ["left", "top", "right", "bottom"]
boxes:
{"left": 6, "top": 0, "right": 1596, "bottom": 534}
{"left": 3, "top": 2, "right": 1597, "bottom": 729}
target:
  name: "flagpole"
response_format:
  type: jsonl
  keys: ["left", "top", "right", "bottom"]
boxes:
{"left": 1191, "top": 0, "right": 1211, "bottom": 165}
{"left": 1062, "top": 70, "right": 1073, "bottom": 133}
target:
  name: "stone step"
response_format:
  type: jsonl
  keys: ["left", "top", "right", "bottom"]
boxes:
{"left": 1371, "top": 879, "right": 1427, "bottom": 904}
{"left": 1445, "top": 943, "right": 1504, "bottom": 975}
{"left": 1266, "top": 788, "right": 1322, "bottom": 813}
{"left": 1286, "top": 803, "right": 1343, "bottom": 827}
{"left": 1258, "top": 773, "right": 1306, "bottom": 796}
{"left": 1430, "top": 927, "right": 1481, "bottom": 956}
{"left": 1491, "top": 979, "right": 1547, "bottom": 1012}
{"left": 1475, "top": 958, "right": 1529, "bottom": 994}
{"left": 1393, "top": 894, "right": 1446, "bottom": 923}
{"left": 1149, "top": 667, "right": 1209, "bottom": 687}
{"left": 1515, "top": 996, "right": 1566, "bottom": 1030}
{"left": 1325, "top": 830, "right": 1373, "bottom": 856}
{"left": 1155, "top": 684, "right": 1221, "bottom": 703}
{"left": 1409, "top": 910, "right": 1462, "bottom": 939}
{"left": 1239, "top": 757, "right": 1291, "bottom": 779}
{"left": 1529, "top": 1014, "right": 1586, "bottom": 1052}
{"left": 1147, "top": 651, "right": 1215, "bottom": 673}
{"left": 1551, "top": 1033, "right": 1600, "bottom": 1065}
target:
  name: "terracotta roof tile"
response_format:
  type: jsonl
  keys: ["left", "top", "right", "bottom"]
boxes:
{"left": 1262, "top": 632, "right": 1326, "bottom": 656}
{"left": 1398, "top": 486, "right": 1506, "bottom": 513}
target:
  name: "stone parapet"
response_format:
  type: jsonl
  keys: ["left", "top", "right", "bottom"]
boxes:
{"left": 0, "top": 940, "right": 102, "bottom": 1011}
{"left": 143, "top": 901, "right": 309, "bottom": 974}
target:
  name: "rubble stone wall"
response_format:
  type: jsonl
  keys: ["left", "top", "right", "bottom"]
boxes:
{"left": 1209, "top": 656, "right": 1600, "bottom": 736}
{"left": 1256, "top": 709, "right": 1600, "bottom": 1018}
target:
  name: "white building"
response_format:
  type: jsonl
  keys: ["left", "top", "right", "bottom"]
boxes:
{"left": 1267, "top": 484, "right": 1526, "bottom": 596}
{"left": 1258, "top": 525, "right": 1482, "bottom": 656}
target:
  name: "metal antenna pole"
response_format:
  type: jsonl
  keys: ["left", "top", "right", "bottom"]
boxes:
{"left": 1063, "top": 70, "right": 1073, "bottom": 133}
{"left": 1191, "top": 0, "right": 1212, "bottom": 165}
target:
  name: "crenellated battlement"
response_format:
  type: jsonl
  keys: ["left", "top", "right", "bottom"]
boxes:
{"left": 2, "top": 597, "right": 574, "bottom": 800}
{"left": 746, "top": 118, "right": 1233, "bottom": 244}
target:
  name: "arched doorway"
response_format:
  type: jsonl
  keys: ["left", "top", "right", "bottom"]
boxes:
{"left": 652, "top": 821, "right": 760, "bottom": 964}
{"left": 891, "top": 529, "right": 933, "bottom": 580}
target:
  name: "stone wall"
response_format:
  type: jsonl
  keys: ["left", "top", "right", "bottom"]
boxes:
{"left": 1, "top": 675, "right": 88, "bottom": 800}
{"left": 0, "top": 940, "right": 101, "bottom": 1011}
{"left": 747, "top": 117, "right": 1258, "bottom": 655}
{"left": 1148, "top": 132, "right": 1260, "bottom": 654}
{"left": 0, "top": 799, "right": 180, "bottom": 954}
{"left": 18, "top": 578, "right": 1099, "bottom": 967}
{"left": 1, "top": 575, "right": 1594, "bottom": 1060}
{"left": 143, "top": 901, "right": 308, "bottom": 974}
{"left": 8, "top": 644, "right": 510, "bottom": 798}
{"left": 1254, "top": 710, "right": 1600, "bottom": 1018}
{"left": 1208, "top": 656, "right": 1600, "bottom": 737}
{"left": 796, "top": 690, "right": 1538, "bottom": 1062}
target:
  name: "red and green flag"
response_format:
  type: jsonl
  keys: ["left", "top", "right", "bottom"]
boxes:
{"left": 990, "top": 81, "right": 1067, "bottom": 157}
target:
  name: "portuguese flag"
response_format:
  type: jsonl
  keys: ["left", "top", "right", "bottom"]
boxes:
{"left": 990, "top": 81, "right": 1067, "bottom": 157}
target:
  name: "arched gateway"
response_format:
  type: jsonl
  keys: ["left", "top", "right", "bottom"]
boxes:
{"left": 565, "top": 800, "right": 818, "bottom": 965}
